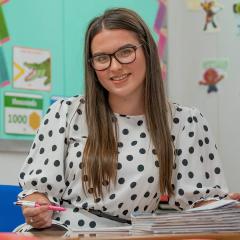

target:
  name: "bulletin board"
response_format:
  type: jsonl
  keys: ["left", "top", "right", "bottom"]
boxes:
{"left": 0, "top": 0, "right": 164, "bottom": 143}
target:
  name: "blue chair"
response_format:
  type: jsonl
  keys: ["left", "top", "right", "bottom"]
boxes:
{"left": 0, "top": 185, "right": 25, "bottom": 232}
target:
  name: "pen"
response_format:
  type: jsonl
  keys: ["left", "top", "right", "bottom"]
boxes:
{"left": 14, "top": 200, "right": 66, "bottom": 211}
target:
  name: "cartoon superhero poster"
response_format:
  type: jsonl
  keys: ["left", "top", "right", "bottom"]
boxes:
{"left": 13, "top": 46, "right": 51, "bottom": 91}
{"left": 199, "top": 59, "right": 228, "bottom": 94}
{"left": 200, "top": 0, "right": 223, "bottom": 32}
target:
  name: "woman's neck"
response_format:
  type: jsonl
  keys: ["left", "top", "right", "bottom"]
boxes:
{"left": 109, "top": 94, "right": 145, "bottom": 116}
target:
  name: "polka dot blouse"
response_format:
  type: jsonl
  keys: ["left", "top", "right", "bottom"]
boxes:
{"left": 18, "top": 96, "right": 228, "bottom": 231}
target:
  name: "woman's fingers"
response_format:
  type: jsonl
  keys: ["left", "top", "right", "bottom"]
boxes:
{"left": 228, "top": 192, "right": 240, "bottom": 200}
{"left": 23, "top": 205, "right": 53, "bottom": 228}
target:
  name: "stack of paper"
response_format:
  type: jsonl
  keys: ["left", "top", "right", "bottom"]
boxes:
{"left": 131, "top": 200, "right": 240, "bottom": 234}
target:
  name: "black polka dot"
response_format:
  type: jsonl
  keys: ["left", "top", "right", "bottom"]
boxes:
{"left": 39, "top": 147, "right": 45, "bottom": 154}
{"left": 118, "top": 142, "right": 123, "bottom": 148}
{"left": 189, "top": 147, "right": 194, "bottom": 154}
{"left": 130, "top": 182, "right": 137, "bottom": 188}
{"left": 131, "top": 141, "right": 137, "bottom": 146}
{"left": 73, "top": 124, "right": 79, "bottom": 131}
{"left": 122, "top": 129, "right": 129, "bottom": 135}
{"left": 200, "top": 156, "right": 204, "bottom": 163}
{"left": 41, "top": 177, "right": 47, "bottom": 183}
{"left": 139, "top": 148, "right": 146, "bottom": 154}
{"left": 177, "top": 173, "right": 182, "bottom": 180}
{"left": 82, "top": 202, "right": 88, "bottom": 209}
{"left": 173, "top": 118, "right": 179, "bottom": 124}
{"left": 47, "top": 184, "right": 52, "bottom": 191}
{"left": 78, "top": 219, "right": 85, "bottom": 226}
{"left": 55, "top": 112, "right": 60, "bottom": 118}
{"left": 196, "top": 183, "right": 202, "bottom": 188}
{"left": 20, "top": 172, "right": 25, "bottom": 179}
{"left": 144, "top": 191, "right": 150, "bottom": 198}
{"left": 52, "top": 145, "right": 57, "bottom": 151}
{"left": 137, "top": 120, "right": 143, "bottom": 126}
{"left": 27, "top": 158, "right": 33, "bottom": 164}
{"left": 203, "top": 125, "right": 208, "bottom": 131}
{"left": 117, "top": 162, "right": 122, "bottom": 169}
{"left": 214, "top": 167, "right": 221, "bottom": 174}
{"left": 178, "top": 189, "right": 184, "bottom": 196}
{"left": 193, "top": 190, "right": 200, "bottom": 194}
{"left": 44, "top": 158, "right": 49, "bottom": 165}
{"left": 209, "top": 153, "right": 214, "bottom": 160}
{"left": 76, "top": 151, "right": 82, "bottom": 157}
{"left": 205, "top": 172, "right": 210, "bottom": 179}
{"left": 189, "top": 132, "right": 194, "bottom": 137}
{"left": 140, "top": 132, "right": 146, "bottom": 138}
{"left": 31, "top": 180, "right": 37, "bottom": 186}
{"left": 38, "top": 134, "right": 44, "bottom": 141}
{"left": 59, "top": 127, "right": 65, "bottom": 133}
{"left": 182, "top": 159, "right": 188, "bottom": 166}
{"left": 144, "top": 205, "right": 148, "bottom": 211}
{"left": 118, "top": 202, "right": 123, "bottom": 208}
{"left": 155, "top": 161, "right": 159, "bottom": 167}
{"left": 56, "top": 175, "right": 62, "bottom": 182}
{"left": 118, "top": 178, "right": 125, "bottom": 184}
{"left": 188, "top": 171, "right": 194, "bottom": 178}
{"left": 188, "top": 117, "right": 193, "bottom": 123}
{"left": 54, "top": 160, "right": 60, "bottom": 167}
{"left": 198, "top": 140, "right": 203, "bottom": 147}
{"left": 109, "top": 194, "right": 115, "bottom": 200}
{"left": 205, "top": 137, "right": 209, "bottom": 144}
{"left": 122, "top": 210, "right": 128, "bottom": 215}
{"left": 48, "top": 130, "right": 53, "bottom": 137}
{"left": 126, "top": 155, "right": 133, "bottom": 161}
{"left": 148, "top": 176, "right": 154, "bottom": 183}
{"left": 137, "top": 165, "right": 144, "bottom": 172}
{"left": 134, "top": 206, "right": 139, "bottom": 212}
{"left": 131, "top": 194, "right": 137, "bottom": 200}
{"left": 193, "top": 116, "right": 198, "bottom": 122}
{"left": 44, "top": 119, "right": 49, "bottom": 125}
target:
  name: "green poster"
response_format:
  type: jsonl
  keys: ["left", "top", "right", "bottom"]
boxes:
{"left": 0, "top": 6, "right": 9, "bottom": 44}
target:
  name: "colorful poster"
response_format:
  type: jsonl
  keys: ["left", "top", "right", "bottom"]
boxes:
{"left": 0, "top": 0, "right": 10, "bottom": 4}
{"left": 200, "top": 0, "right": 223, "bottom": 32}
{"left": 0, "top": 47, "right": 10, "bottom": 87}
{"left": 0, "top": 5, "right": 9, "bottom": 45}
{"left": 4, "top": 92, "right": 43, "bottom": 135}
{"left": 154, "top": 0, "right": 168, "bottom": 81}
{"left": 13, "top": 46, "right": 51, "bottom": 91}
{"left": 199, "top": 59, "right": 228, "bottom": 93}
{"left": 185, "top": 0, "right": 201, "bottom": 11}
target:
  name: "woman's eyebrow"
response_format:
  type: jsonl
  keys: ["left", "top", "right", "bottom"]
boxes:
{"left": 92, "top": 43, "right": 136, "bottom": 57}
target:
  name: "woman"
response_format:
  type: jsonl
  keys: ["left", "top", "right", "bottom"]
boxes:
{"left": 17, "top": 8, "right": 235, "bottom": 231}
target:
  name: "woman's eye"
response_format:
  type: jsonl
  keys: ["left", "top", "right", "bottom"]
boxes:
{"left": 94, "top": 55, "right": 109, "bottom": 63}
{"left": 118, "top": 48, "right": 133, "bottom": 57}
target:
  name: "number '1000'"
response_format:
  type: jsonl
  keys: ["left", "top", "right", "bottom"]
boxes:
{"left": 8, "top": 114, "right": 27, "bottom": 124}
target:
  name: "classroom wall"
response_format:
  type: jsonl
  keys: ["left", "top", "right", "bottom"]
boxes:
{"left": 167, "top": 0, "right": 240, "bottom": 191}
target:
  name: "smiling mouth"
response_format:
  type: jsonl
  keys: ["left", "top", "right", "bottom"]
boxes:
{"left": 110, "top": 73, "right": 130, "bottom": 81}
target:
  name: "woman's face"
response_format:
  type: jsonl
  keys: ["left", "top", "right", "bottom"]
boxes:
{"left": 90, "top": 29, "right": 146, "bottom": 101}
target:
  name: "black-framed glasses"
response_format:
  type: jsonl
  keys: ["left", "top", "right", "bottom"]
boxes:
{"left": 89, "top": 44, "right": 142, "bottom": 71}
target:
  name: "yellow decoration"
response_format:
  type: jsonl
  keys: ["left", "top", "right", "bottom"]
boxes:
{"left": 29, "top": 112, "right": 40, "bottom": 130}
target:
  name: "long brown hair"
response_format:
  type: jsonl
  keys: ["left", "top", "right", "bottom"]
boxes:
{"left": 83, "top": 8, "right": 173, "bottom": 198}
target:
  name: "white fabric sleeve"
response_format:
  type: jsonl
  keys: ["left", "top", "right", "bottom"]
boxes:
{"left": 169, "top": 107, "right": 228, "bottom": 210}
{"left": 18, "top": 99, "right": 71, "bottom": 205}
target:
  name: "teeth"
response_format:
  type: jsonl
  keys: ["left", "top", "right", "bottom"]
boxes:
{"left": 111, "top": 74, "right": 128, "bottom": 81}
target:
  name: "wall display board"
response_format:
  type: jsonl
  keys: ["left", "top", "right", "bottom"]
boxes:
{"left": 0, "top": 0, "right": 160, "bottom": 143}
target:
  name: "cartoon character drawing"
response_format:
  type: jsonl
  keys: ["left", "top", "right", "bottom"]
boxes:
{"left": 199, "top": 67, "right": 224, "bottom": 93}
{"left": 201, "top": 1, "right": 222, "bottom": 31}
{"left": 24, "top": 58, "right": 51, "bottom": 85}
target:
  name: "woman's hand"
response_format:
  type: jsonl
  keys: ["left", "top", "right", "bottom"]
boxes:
{"left": 21, "top": 193, "right": 53, "bottom": 229}
{"left": 228, "top": 192, "right": 240, "bottom": 201}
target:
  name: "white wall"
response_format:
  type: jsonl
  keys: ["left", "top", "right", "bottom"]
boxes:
{"left": 0, "top": 141, "right": 30, "bottom": 185}
{"left": 168, "top": 0, "right": 240, "bottom": 191}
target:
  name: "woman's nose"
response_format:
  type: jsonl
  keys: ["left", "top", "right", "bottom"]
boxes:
{"left": 109, "top": 56, "right": 122, "bottom": 70}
